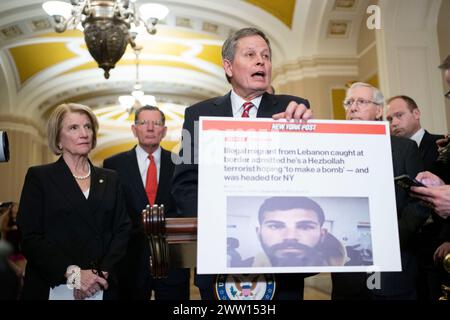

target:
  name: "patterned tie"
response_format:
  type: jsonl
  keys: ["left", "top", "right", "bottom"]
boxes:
{"left": 145, "top": 154, "right": 157, "bottom": 205}
{"left": 241, "top": 102, "right": 254, "bottom": 118}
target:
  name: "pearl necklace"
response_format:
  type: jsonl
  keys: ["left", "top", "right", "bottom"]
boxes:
{"left": 73, "top": 166, "right": 91, "bottom": 180}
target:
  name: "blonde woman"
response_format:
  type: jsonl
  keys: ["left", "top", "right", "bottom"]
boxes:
{"left": 17, "top": 103, "right": 130, "bottom": 300}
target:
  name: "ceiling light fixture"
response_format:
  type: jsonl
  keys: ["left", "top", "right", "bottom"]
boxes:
{"left": 118, "top": 45, "right": 156, "bottom": 114}
{"left": 42, "top": 0, "right": 169, "bottom": 79}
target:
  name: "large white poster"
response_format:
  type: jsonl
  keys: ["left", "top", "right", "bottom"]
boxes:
{"left": 197, "top": 118, "right": 401, "bottom": 274}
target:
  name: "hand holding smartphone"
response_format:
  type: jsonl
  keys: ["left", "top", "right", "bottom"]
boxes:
{"left": 394, "top": 174, "right": 435, "bottom": 208}
{"left": 394, "top": 174, "right": 426, "bottom": 190}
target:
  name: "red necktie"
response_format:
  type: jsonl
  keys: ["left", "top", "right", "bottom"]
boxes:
{"left": 241, "top": 102, "right": 254, "bottom": 118}
{"left": 145, "top": 154, "right": 157, "bottom": 205}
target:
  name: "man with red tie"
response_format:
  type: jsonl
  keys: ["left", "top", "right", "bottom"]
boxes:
{"left": 103, "top": 106, "right": 190, "bottom": 300}
{"left": 172, "top": 27, "right": 313, "bottom": 300}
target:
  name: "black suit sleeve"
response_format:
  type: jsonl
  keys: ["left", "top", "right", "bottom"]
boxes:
{"left": 17, "top": 168, "right": 71, "bottom": 286}
{"left": 101, "top": 173, "right": 131, "bottom": 272}
{"left": 172, "top": 106, "right": 199, "bottom": 217}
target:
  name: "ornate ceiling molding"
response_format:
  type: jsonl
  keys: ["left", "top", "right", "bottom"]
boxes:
{"left": 273, "top": 57, "right": 359, "bottom": 85}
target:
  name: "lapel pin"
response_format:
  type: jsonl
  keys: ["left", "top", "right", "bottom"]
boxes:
{"left": 99, "top": 179, "right": 104, "bottom": 184}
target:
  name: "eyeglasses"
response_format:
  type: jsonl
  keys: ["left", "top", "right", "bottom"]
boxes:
{"left": 343, "top": 98, "right": 378, "bottom": 109}
{"left": 134, "top": 119, "right": 164, "bottom": 127}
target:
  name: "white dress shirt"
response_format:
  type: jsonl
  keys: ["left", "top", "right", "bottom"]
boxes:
{"left": 230, "top": 90, "right": 263, "bottom": 118}
{"left": 409, "top": 128, "right": 425, "bottom": 147}
{"left": 135, "top": 145, "right": 161, "bottom": 186}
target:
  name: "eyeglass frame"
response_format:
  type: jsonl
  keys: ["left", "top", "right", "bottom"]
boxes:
{"left": 134, "top": 119, "right": 165, "bottom": 127}
{"left": 343, "top": 98, "right": 380, "bottom": 109}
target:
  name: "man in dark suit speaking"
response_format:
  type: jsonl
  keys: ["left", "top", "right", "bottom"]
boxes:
{"left": 104, "top": 106, "right": 190, "bottom": 300}
{"left": 172, "top": 27, "right": 313, "bottom": 300}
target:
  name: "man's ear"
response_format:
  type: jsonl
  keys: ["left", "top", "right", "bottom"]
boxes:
{"left": 413, "top": 108, "right": 421, "bottom": 120}
{"left": 223, "top": 59, "right": 233, "bottom": 78}
{"left": 131, "top": 124, "right": 137, "bottom": 138}
{"left": 375, "top": 105, "right": 383, "bottom": 120}
{"left": 162, "top": 126, "right": 167, "bottom": 139}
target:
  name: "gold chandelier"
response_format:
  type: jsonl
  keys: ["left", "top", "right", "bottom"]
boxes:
{"left": 42, "top": 0, "right": 169, "bottom": 79}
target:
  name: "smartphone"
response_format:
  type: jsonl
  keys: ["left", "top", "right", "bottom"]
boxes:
{"left": 394, "top": 174, "right": 426, "bottom": 190}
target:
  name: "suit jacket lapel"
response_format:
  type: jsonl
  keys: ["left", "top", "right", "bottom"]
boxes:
{"left": 418, "top": 131, "right": 430, "bottom": 156}
{"left": 126, "top": 147, "right": 149, "bottom": 206}
{"left": 213, "top": 92, "right": 234, "bottom": 117}
{"left": 49, "top": 157, "right": 98, "bottom": 233}
{"left": 257, "top": 93, "right": 278, "bottom": 118}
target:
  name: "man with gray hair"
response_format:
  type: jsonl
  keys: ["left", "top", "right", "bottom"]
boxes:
{"left": 343, "top": 82, "right": 385, "bottom": 121}
{"left": 172, "top": 27, "right": 313, "bottom": 300}
{"left": 331, "top": 82, "right": 431, "bottom": 300}
{"left": 104, "top": 106, "right": 190, "bottom": 300}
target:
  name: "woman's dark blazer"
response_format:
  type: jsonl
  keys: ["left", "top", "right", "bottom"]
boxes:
{"left": 17, "top": 156, "right": 131, "bottom": 300}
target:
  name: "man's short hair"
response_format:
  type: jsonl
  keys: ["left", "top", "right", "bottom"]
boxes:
{"left": 258, "top": 197, "right": 325, "bottom": 226}
{"left": 134, "top": 105, "right": 166, "bottom": 125}
{"left": 221, "top": 27, "right": 272, "bottom": 83}
{"left": 47, "top": 103, "right": 99, "bottom": 155}
{"left": 386, "top": 95, "right": 419, "bottom": 112}
{"left": 346, "top": 82, "right": 385, "bottom": 106}
{"left": 439, "top": 55, "right": 450, "bottom": 70}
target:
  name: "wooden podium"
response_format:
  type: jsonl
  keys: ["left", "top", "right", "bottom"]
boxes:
{"left": 141, "top": 204, "right": 197, "bottom": 279}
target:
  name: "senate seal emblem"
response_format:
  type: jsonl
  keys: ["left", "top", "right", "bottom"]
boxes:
{"left": 214, "top": 274, "right": 276, "bottom": 300}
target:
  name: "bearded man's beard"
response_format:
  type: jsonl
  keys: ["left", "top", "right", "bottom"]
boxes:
{"left": 262, "top": 239, "right": 325, "bottom": 267}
